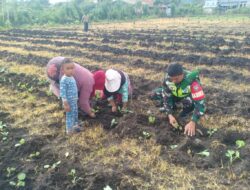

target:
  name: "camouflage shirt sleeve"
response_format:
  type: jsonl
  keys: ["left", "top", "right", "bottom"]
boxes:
{"left": 162, "top": 80, "right": 174, "bottom": 115}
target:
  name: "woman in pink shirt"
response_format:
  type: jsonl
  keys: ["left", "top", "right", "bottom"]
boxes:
{"left": 46, "top": 57, "right": 105, "bottom": 118}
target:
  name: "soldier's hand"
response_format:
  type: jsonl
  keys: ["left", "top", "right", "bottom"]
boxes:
{"left": 184, "top": 121, "right": 196, "bottom": 136}
{"left": 168, "top": 114, "right": 178, "bottom": 127}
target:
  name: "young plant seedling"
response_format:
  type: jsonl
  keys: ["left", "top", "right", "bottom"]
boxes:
{"left": 121, "top": 109, "right": 134, "bottom": 114}
{"left": 110, "top": 119, "right": 118, "bottom": 128}
{"left": 15, "top": 138, "right": 26, "bottom": 147}
{"left": 38, "top": 79, "right": 49, "bottom": 85}
{"left": 28, "top": 86, "right": 34, "bottom": 93}
{"left": 1, "top": 131, "right": 9, "bottom": 141}
{"left": 68, "top": 169, "right": 83, "bottom": 184}
{"left": 46, "top": 90, "right": 53, "bottom": 96}
{"left": 0, "top": 121, "right": 6, "bottom": 130}
{"left": 207, "top": 128, "right": 217, "bottom": 138}
{"left": 95, "top": 90, "right": 101, "bottom": 100}
{"left": 236, "top": 140, "right": 246, "bottom": 149}
{"left": 170, "top": 145, "right": 178, "bottom": 150}
{"left": 29, "top": 152, "right": 40, "bottom": 159}
{"left": 172, "top": 122, "right": 182, "bottom": 130}
{"left": 51, "top": 161, "right": 61, "bottom": 169}
{"left": 142, "top": 131, "right": 152, "bottom": 139}
{"left": 6, "top": 167, "right": 16, "bottom": 178}
{"left": 44, "top": 161, "right": 61, "bottom": 169}
{"left": 225, "top": 150, "right": 240, "bottom": 164}
{"left": 9, "top": 172, "right": 26, "bottom": 187}
{"left": 197, "top": 149, "right": 210, "bottom": 157}
{"left": 0, "top": 121, "right": 9, "bottom": 141}
{"left": 65, "top": 152, "right": 69, "bottom": 158}
{"left": 92, "top": 106, "right": 100, "bottom": 114}
{"left": 104, "top": 185, "right": 113, "bottom": 190}
{"left": 148, "top": 115, "right": 156, "bottom": 125}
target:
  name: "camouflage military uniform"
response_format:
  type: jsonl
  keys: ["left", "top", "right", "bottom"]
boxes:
{"left": 152, "top": 70, "right": 206, "bottom": 122}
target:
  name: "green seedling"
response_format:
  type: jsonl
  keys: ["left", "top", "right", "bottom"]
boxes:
{"left": 1, "top": 131, "right": 9, "bottom": 141}
{"left": 104, "top": 185, "right": 113, "bottom": 190}
{"left": 95, "top": 91, "right": 101, "bottom": 100}
{"left": 225, "top": 150, "right": 240, "bottom": 164}
{"left": 46, "top": 90, "right": 53, "bottom": 96}
{"left": 20, "top": 84, "right": 27, "bottom": 90}
{"left": 29, "top": 152, "right": 40, "bottom": 158}
{"left": 0, "top": 121, "right": 8, "bottom": 141}
{"left": 148, "top": 115, "right": 156, "bottom": 125}
{"left": 52, "top": 161, "right": 61, "bottom": 169}
{"left": 38, "top": 79, "right": 48, "bottom": 85}
{"left": 15, "top": 138, "right": 26, "bottom": 147}
{"left": 6, "top": 167, "right": 16, "bottom": 178}
{"left": 197, "top": 149, "right": 210, "bottom": 157}
{"left": 92, "top": 107, "right": 99, "bottom": 113}
{"left": 172, "top": 122, "right": 182, "bottom": 130}
{"left": 142, "top": 131, "right": 152, "bottom": 139}
{"left": 207, "top": 128, "right": 217, "bottom": 137}
{"left": 121, "top": 109, "right": 134, "bottom": 114}
{"left": 65, "top": 152, "right": 69, "bottom": 158}
{"left": 170, "top": 145, "right": 178, "bottom": 149}
{"left": 44, "top": 161, "right": 61, "bottom": 169}
{"left": 44, "top": 165, "right": 50, "bottom": 169}
{"left": 236, "top": 140, "right": 246, "bottom": 149}
{"left": 0, "top": 121, "right": 6, "bottom": 130}
{"left": 117, "top": 106, "right": 122, "bottom": 113}
{"left": 9, "top": 172, "right": 26, "bottom": 187}
{"left": 68, "top": 169, "right": 83, "bottom": 184}
{"left": 28, "top": 86, "right": 34, "bottom": 93}
{"left": 110, "top": 119, "right": 118, "bottom": 128}
{"left": 0, "top": 67, "right": 6, "bottom": 73}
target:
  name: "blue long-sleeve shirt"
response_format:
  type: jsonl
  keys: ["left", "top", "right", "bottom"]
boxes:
{"left": 60, "top": 75, "right": 78, "bottom": 102}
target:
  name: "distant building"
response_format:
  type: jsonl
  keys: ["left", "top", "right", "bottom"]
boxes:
{"left": 204, "top": 0, "right": 250, "bottom": 13}
{"left": 203, "top": 0, "right": 218, "bottom": 13}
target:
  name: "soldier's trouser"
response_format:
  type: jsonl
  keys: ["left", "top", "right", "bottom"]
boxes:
{"left": 173, "top": 96, "right": 194, "bottom": 116}
{"left": 150, "top": 87, "right": 194, "bottom": 115}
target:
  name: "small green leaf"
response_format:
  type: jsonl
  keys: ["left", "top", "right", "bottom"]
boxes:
{"left": 65, "top": 152, "right": 69, "bottom": 158}
{"left": 56, "top": 161, "right": 61, "bottom": 165}
{"left": 19, "top": 138, "right": 25, "bottom": 145}
{"left": 35, "top": 152, "right": 40, "bottom": 156}
{"left": 197, "top": 150, "right": 210, "bottom": 157}
{"left": 17, "top": 173, "right": 26, "bottom": 181}
{"left": 110, "top": 119, "right": 118, "bottom": 128}
{"left": 235, "top": 150, "right": 240, "bottom": 159}
{"left": 236, "top": 140, "right": 246, "bottom": 149}
{"left": 17, "top": 181, "right": 25, "bottom": 187}
{"left": 104, "top": 185, "right": 113, "bottom": 190}
{"left": 15, "top": 143, "right": 21, "bottom": 147}
{"left": 44, "top": 165, "right": 50, "bottom": 169}
{"left": 9, "top": 181, "right": 16, "bottom": 186}
{"left": 70, "top": 169, "right": 76, "bottom": 175}
{"left": 170, "top": 145, "right": 178, "bottom": 149}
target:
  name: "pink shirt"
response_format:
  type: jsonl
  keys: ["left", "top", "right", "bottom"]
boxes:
{"left": 47, "top": 57, "right": 94, "bottom": 114}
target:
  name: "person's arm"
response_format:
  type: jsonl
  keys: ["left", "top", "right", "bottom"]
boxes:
{"left": 50, "top": 79, "right": 60, "bottom": 97}
{"left": 79, "top": 85, "right": 95, "bottom": 117}
{"left": 190, "top": 81, "right": 205, "bottom": 123}
{"left": 121, "top": 80, "right": 129, "bottom": 103}
{"left": 184, "top": 81, "right": 205, "bottom": 136}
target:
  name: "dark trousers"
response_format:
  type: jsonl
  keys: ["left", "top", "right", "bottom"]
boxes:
{"left": 83, "top": 22, "right": 88, "bottom": 32}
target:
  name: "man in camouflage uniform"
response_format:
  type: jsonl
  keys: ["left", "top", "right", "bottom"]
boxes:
{"left": 152, "top": 63, "right": 206, "bottom": 136}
